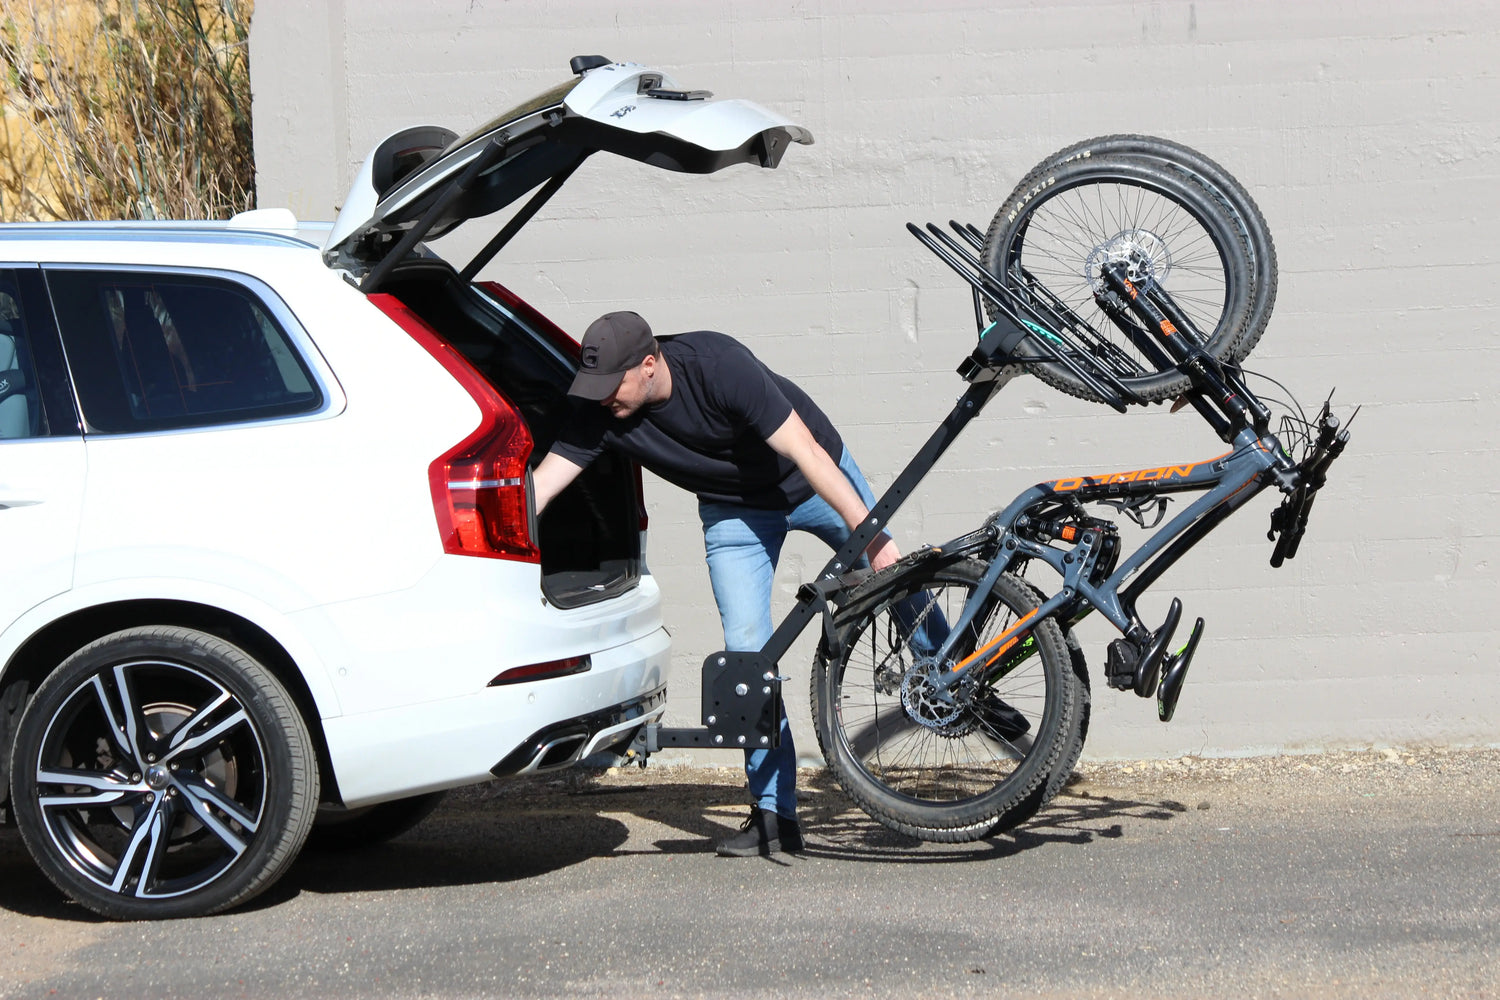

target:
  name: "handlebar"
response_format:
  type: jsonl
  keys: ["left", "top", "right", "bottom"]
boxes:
{"left": 1268, "top": 406, "right": 1350, "bottom": 567}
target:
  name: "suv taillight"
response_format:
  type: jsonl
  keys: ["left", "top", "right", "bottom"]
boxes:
{"left": 370, "top": 293, "right": 539, "bottom": 562}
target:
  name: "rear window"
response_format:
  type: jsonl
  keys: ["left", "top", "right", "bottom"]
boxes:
{"left": 47, "top": 269, "right": 321, "bottom": 433}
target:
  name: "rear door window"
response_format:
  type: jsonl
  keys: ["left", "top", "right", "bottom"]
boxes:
{"left": 0, "top": 267, "right": 75, "bottom": 440}
{"left": 0, "top": 278, "right": 37, "bottom": 439}
{"left": 46, "top": 269, "right": 322, "bottom": 433}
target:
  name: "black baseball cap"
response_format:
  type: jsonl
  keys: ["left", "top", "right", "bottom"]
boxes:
{"left": 567, "top": 311, "right": 658, "bottom": 400}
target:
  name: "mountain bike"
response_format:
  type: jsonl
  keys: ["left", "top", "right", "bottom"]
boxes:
{"left": 805, "top": 136, "right": 1351, "bottom": 841}
{"left": 636, "top": 135, "right": 1351, "bottom": 844}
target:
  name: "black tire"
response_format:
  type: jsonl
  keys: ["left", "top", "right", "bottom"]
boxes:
{"left": 1043, "top": 134, "right": 1277, "bottom": 362}
{"left": 811, "top": 559, "right": 1084, "bottom": 841}
{"left": 306, "top": 791, "right": 446, "bottom": 851}
{"left": 1022, "top": 581, "right": 1091, "bottom": 817}
{"left": 8, "top": 627, "right": 318, "bottom": 920}
{"left": 982, "top": 150, "right": 1255, "bottom": 403}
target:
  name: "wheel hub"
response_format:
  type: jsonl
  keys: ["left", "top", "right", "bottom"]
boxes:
{"left": 1086, "top": 228, "right": 1172, "bottom": 294}
{"left": 900, "top": 670, "right": 976, "bottom": 736}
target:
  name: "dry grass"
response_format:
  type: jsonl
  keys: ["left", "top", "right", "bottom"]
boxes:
{"left": 0, "top": 0, "right": 254, "bottom": 222}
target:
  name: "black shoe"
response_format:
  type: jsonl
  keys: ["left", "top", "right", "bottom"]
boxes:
{"left": 974, "top": 692, "right": 1031, "bottom": 742}
{"left": 715, "top": 806, "right": 804, "bottom": 857}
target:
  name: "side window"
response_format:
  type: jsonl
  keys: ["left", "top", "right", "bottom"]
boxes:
{"left": 0, "top": 273, "right": 45, "bottom": 440}
{"left": 47, "top": 269, "right": 322, "bottom": 433}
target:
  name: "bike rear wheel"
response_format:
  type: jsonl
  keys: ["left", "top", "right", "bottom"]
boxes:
{"left": 982, "top": 149, "right": 1255, "bottom": 403}
{"left": 811, "top": 559, "right": 1085, "bottom": 841}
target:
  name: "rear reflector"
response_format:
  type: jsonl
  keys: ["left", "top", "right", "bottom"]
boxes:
{"left": 488, "top": 655, "right": 592, "bottom": 686}
{"left": 369, "top": 293, "right": 539, "bottom": 562}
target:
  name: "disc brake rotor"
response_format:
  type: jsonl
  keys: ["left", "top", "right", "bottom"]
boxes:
{"left": 1085, "top": 228, "right": 1172, "bottom": 295}
{"left": 900, "top": 670, "right": 978, "bottom": 737}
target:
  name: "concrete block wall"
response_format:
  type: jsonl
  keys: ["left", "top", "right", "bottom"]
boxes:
{"left": 251, "top": 0, "right": 1500, "bottom": 760}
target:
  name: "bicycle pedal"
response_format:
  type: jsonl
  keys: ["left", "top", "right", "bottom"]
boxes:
{"left": 1133, "top": 598, "right": 1182, "bottom": 698}
{"left": 1157, "top": 616, "right": 1205, "bottom": 722}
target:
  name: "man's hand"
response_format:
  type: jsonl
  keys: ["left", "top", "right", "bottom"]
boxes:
{"left": 865, "top": 532, "right": 900, "bottom": 572}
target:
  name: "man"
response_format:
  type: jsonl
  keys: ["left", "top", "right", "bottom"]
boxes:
{"left": 532, "top": 310, "right": 898, "bottom": 857}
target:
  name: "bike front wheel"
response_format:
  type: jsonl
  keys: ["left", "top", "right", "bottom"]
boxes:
{"left": 982, "top": 149, "right": 1255, "bottom": 403}
{"left": 1041, "top": 133, "right": 1278, "bottom": 364}
{"left": 811, "top": 559, "right": 1086, "bottom": 841}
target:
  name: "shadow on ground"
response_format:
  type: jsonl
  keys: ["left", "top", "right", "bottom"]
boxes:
{"left": 634, "top": 768, "right": 1191, "bottom": 863}
{"left": 286, "top": 766, "right": 1191, "bottom": 892}
{"left": 0, "top": 767, "right": 1191, "bottom": 918}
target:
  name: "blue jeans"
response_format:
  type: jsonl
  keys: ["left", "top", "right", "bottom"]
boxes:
{"left": 698, "top": 448, "right": 880, "bottom": 820}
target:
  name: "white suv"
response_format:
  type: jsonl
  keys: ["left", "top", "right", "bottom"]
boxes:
{"left": 0, "top": 57, "right": 810, "bottom": 919}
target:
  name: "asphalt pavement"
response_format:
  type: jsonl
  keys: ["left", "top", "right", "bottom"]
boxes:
{"left": 2, "top": 747, "right": 1497, "bottom": 999}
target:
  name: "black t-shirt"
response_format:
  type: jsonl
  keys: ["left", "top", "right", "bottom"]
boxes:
{"left": 549, "top": 330, "right": 844, "bottom": 509}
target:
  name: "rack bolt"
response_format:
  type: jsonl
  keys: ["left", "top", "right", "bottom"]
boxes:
{"left": 760, "top": 736, "right": 770, "bottom": 745}
{"left": 735, "top": 683, "right": 748, "bottom": 696}
{"left": 707, "top": 715, "right": 717, "bottom": 725}
{"left": 717, "top": 656, "right": 727, "bottom": 666}
{"left": 737, "top": 735, "right": 746, "bottom": 745}
{"left": 714, "top": 735, "right": 724, "bottom": 744}
{"left": 763, "top": 686, "right": 771, "bottom": 695}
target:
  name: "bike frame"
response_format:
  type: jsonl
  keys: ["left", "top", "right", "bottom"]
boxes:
{"left": 917, "top": 425, "right": 1287, "bottom": 695}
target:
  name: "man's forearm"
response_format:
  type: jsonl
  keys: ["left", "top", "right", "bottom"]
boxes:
{"left": 766, "top": 413, "right": 897, "bottom": 570}
{"left": 801, "top": 442, "right": 875, "bottom": 533}
{"left": 532, "top": 451, "right": 586, "bottom": 514}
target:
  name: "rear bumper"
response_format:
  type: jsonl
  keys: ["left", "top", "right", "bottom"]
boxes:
{"left": 489, "top": 686, "right": 667, "bottom": 776}
{"left": 322, "top": 624, "right": 671, "bottom": 807}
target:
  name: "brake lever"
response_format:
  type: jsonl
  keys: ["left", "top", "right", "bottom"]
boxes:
{"left": 1268, "top": 406, "right": 1352, "bottom": 567}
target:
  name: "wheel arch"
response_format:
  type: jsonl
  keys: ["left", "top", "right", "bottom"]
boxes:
{"left": 0, "top": 599, "right": 342, "bottom": 815}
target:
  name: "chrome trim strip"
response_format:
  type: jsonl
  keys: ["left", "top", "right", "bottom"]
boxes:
{"left": 447, "top": 478, "right": 523, "bottom": 489}
{"left": 0, "top": 222, "right": 321, "bottom": 250}
{"left": 579, "top": 703, "right": 667, "bottom": 759}
{"left": 514, "top": 732, "right": 590, "bottom": 775}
